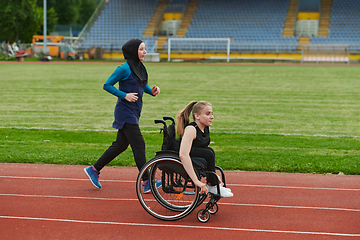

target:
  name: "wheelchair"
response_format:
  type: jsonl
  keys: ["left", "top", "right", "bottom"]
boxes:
{"left": 136, "top": 116, "right": 227, "bottom": 223}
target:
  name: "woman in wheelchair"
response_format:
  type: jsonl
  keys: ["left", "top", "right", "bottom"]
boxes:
{"left": 176, "top": 101, "right": 233, "bottom": 197}
{"left": 136, "top": 100, "right": 232, "bottom": 222}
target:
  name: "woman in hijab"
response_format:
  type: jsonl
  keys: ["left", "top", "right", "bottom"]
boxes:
{"left": 84, "top": 38, "right": 161, "bottom": 192}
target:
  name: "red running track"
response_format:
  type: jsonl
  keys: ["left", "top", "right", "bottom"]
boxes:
{"left": 0, "top": 163, "right": 359, "bottom": 239}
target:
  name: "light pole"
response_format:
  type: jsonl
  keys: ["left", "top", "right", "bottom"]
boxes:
{"left": 43, "top": 0, "right": 48, "bottom": 55}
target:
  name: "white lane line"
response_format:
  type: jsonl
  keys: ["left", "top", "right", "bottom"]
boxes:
{"left": 229, "top": 183, "right": 360, "bottom": 191}
{"left": 0, "top": 193, "right": 138, "bottom": 201}
{"left": 0, "top": 215, "right": 359, "bottom": 237}
{"left": 0, "top": 175, "right": 134, "bottom": 183}
{"left": 1, "top": 175, "right": 359, "bottom": 192}
{"left": 1, "top": 193, "right": 359, "bottom": 213}
{"left": 219, "top": 202, "right": 360, "bottom": 212}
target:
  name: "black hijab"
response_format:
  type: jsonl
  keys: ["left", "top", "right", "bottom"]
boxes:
{"left": 122, "top": 38, "right": 148, "bottom": 84}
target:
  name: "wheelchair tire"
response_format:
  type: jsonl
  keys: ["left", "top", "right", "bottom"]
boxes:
{"left": 197, "top": 209, "right": 210, "bottom": 223}
{"left": 208, "top": 202, "right": 218, "bottom": 214}
{"left": 136, "top": 156, "right": 201, "bottom": 221}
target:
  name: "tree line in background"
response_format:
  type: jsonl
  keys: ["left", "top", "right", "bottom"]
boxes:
{"left": 0, "top": 0, "right": 101, "bottom": 43}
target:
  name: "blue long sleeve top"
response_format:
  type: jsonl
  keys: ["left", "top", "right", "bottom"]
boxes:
{"left": 103, "top": 62, "right": 153, "bottom": 129}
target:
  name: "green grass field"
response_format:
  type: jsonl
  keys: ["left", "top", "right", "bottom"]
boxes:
{"left": 0, "top": 62, "right": 359, "bottom": 174}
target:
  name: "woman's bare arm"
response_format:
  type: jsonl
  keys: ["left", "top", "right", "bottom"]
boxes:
{"left": 179, "top": 126, "right": 207, "bottom": 194}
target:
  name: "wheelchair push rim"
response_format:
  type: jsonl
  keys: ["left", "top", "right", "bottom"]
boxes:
{"left": 136, "top": 156, "right": 201, "bottom": 221}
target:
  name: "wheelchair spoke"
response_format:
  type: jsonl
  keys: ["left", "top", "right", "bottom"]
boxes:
{"left": 136, "top": 157, "right": 201, "bottom": 221}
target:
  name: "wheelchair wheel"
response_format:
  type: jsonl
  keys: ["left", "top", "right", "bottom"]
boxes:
{"left": 208, "top": 202, "right": 218, "bottom": 214}
{"left": 136, "top": 156, "right": 201, "bottom": 221}
{"left": 197, "top": 209, "right": 210, "bottom": 223}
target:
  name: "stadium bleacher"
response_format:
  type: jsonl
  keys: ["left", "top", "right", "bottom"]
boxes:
{"left": 80, "top": 0, "right": 159, "bottom": 52}
{"left": 309, "top": 0, "right": 360, "bottom": 50}
{"left": 77, "top": 0, "right": 360, "bottom": 58}
{"left": 165, "top": 0, "right": 188, "bottom": 12}
{"left": 166, "top": 0, "right": 298, "bottom": 52}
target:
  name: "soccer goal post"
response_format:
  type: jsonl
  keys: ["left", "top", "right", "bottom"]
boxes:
{"left": 167, "top": 38, "right": 231, "bottom": 62}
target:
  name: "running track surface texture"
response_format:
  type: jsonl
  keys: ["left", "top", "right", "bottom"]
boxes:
{"left": 0, "top": 163, "right": 359, "bottom": 240}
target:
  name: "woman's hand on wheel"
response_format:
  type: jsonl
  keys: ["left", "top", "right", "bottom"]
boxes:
{"left": 198, "top": 183, "right": 207, "bottom": 195}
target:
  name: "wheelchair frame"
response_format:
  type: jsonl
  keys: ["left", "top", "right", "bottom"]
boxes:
{"left": 136, "top": 116, "right": 227, "bottom": 223}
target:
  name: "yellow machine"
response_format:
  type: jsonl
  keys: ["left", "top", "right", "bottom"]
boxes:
{"left": 32, "top": 35, "right": 77, "bottom": 60}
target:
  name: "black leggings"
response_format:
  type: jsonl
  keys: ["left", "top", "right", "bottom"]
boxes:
{"left": 190, "top": 146, "right": 217, "bottom": 186}
{"left": 94, "top": 123, "right": 148, "bottom": 180}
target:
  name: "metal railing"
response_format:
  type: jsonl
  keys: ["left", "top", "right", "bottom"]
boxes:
{"left": 74, "top": 39, "right": 360, "bottom": 59}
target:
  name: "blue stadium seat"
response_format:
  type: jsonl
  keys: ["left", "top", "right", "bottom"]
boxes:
{"left": 80, "top": 0, "right": 158, "bottom": 52}
{"left": 79, "top": 0, "right": 358, "bottom": 53}
{"left": 310, "top": 0, "right": 360, "bottom": 49}
{"left": 171, "top": 0, "right": 297, "bottom": 52}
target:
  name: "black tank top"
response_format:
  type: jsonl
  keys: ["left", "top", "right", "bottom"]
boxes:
{"left": 187, "top": 122, "right": 210, "bottom": 148}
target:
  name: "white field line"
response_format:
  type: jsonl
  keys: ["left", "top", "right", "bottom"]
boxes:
{"left": 212, "top": 131, "right": 360, "bottom": 138}
{"left": 1, "top": 193, "right": 359, "bottom": 213}
{"left": 0, "top": 215, "right": 359, "bottom": 237}
{"left": 0, "top": 126, "right": 118, "bottom": 132}
{"left": 1, "top": 126, "right": 359, "bottom": 138}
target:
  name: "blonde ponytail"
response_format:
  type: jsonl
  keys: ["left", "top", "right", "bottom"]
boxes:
{"left": 176, "top": 101, "right": 211, "bottom": 137}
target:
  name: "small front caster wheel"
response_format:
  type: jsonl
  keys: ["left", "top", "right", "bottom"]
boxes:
{"left": 208, "top": 202, "right": 218, "bottom": 214}
{"left": 197, "top": 209, "right": 210, "bottom": 223}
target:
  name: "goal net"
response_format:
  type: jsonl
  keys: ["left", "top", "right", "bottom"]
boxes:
{"left": 167, "top": 38, "right": 231, "bottom": 62}
{"left": 301, "top": 45, "right": 350, "bottom": 64}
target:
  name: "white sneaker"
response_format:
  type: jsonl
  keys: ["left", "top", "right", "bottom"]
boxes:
{"left": 220, "top": 183, "right": 232, "bottom": 192}
{"left": 207, "top": 185, "right": 234, "bottom": 197}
